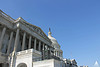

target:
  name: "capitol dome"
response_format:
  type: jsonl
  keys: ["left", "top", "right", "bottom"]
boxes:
{"left": 48, "top": 28, "right": 63, "bottom": 58}
{"left": 48, "top": 29, "right": 60, "bottom": 49}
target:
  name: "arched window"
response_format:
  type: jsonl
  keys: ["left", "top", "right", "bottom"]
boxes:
{"left": 17, "top": 63, "right": 27, "bottom": 67}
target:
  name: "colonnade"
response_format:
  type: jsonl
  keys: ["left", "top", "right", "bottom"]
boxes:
{"left": 54, "top": 51, "right": 63, "bottom": 57}
{"left": 0, "top": 27, "right": 52, "bottom": 59}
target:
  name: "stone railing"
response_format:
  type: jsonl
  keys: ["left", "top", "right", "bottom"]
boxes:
{"left": 32, "top": 57, "right": 42, "bottom": 62}
{"left": 50, "top": 55, "right": 63, "bottom": 61}
{"left": 0, "top": 10, "right": 15, "bottom": 22}
{"left": 17, "top": 49, "right": 33, "bottom": 56}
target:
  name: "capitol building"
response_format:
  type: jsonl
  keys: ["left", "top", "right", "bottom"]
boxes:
{"left": 0, "top": 10, "right": 78, "bottom": 67}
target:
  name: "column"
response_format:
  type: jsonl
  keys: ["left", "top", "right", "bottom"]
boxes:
{"left": 7, "top": 32, "right": 13, "bottom": 54}
{"left": 10, "top": 29, "right": 19, "bottom": 67}
{"left": 47, "top": 46, "right": 48, "bottom": 59}
{"left": 61, "top": 52, "right": 63, "bottom": 57}
{"left": 59, "top": 52, "right": 60, "bottom": 57}
{"left": 56, "top": 51, "right": 57, "bottom": 56}
{"left": 57, "top": 51, "right": 58, "bottom": 56}
{"left": 39, "top": 41, "right": 41, "bottom": 51}
{"left": 48, "top": 46, "right": 50, "bottom": 59}
{"left": 22, "top": 32, "right": 26, "bottom": 50}
{"left": 57, "top": 52, "right": 59, "bottom": 56}
{"left": 28, "top": 36, "right": 32, "bottom": 49}
{"left": 0, "top": 27, "right": 6, "bottom": 51}
{"left": 54, "top": 50, "right": 55, "bottom": 55}
{"left": 13, "top": 29, "right": 19, "bottom": 52}
{"left": 42, "top": 43, "right": 45, "bottom": 50}
{"left": 54, "top": 51, "right": 56, "bottom": 55}
{"left": 54, "top": 51, "right": 55, "bottom": 56}
{"left": 42, "top": 43, "right": 45, "bottom": 59}
{"left": 55, "top": 51, "right": 56, "bottom": 56}
{"left": 34, "top": 38, "right": 36, "bottom": 50}
{"left": 60, "top": 52, "right": 61, "bottom": 57}
{"left": 58, "top": 51, "right": 59, "bottom": 56}
{"left": 49, "top": 47, "right": 52, "bottom": 59}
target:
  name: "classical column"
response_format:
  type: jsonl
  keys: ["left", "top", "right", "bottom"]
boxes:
{"left": 54, "top": 51, "right": 55, "bottom": 55}
{"left": 10, "top": 29, "right": 19, "bottom": 67}
{"left": 39, "top": 41, "right": 41, "bottom": 51}
{"left": 0, "top": 27, "right": 6, "bottom": 51}
{"left": 28, "top": 36, "right": 32, "bottom": 49}
{"left": 60, "top": 52, "right": 61, "bottom": 57}
{"left": 58, "top": 51, "right": 59, "bottom": 56}
{"left": 57, "top": 51, "right": 58, "bottom": 56}
{"left": 61, "top": 52, "right": 63, "bottom": 57}
{"left": 42, "top": 43, "right": 45, "bottom": 59}
{"left": 59, "top": 52, "right": 61, "bottom": 57}
{"left": 7, "top": 32, "right": 13, "bottom": 54}
{"left": 58, "top": 52, "right": 59, "bottom": 56}
{"left": 49, "top": 47, "right": 52, "bottom": 59}
{"left": 47, "top": 46, "right": 49, "bottom": 59}
{"left": 48, "top": 46, "right": 50, "bottom": 59}
{"left": 56, "top": 51, "right": 57, "bottom": 56}
{"left": 54, "top": 51, "right": 56, "bottom": 56}
{"left": 58, "top": 52, "right": 60, "bottom": 57}
{"left": 34, "top": 38, "right": 36, "bottom": 50}
{"left": 55, "top": 51, "right": 56, "bottom": 56}
{"left": 22, "top": 32, "right": 26, "bottom": 50}
{"left": 13, "top": 29, "right": 19, "bottom": 52}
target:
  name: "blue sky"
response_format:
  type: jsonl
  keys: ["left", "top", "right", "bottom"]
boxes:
{"left": 0, "top": 0, "right": 100, "bottom": 67}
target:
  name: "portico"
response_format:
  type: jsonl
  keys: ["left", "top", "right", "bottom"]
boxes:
{"left": 0, "top": 24, "right": 52, "bottom": 58}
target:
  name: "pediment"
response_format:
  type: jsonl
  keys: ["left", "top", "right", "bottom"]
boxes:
{"left": 16, "top": 17, "right": 50, "bottom": 41}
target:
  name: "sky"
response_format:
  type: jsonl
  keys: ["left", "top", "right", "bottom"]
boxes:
{"left": 0, "top": 0, "right": 100, "bottom": 67}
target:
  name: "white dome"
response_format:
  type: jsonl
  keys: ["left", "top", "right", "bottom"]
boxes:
{"left": 48, "top": 30, "right": 60, "bottom": 49}
{"left": 48, "top": 36, "right": 58, "bottom": 43}
{"left": 48, "top": 28, "right": 63, "bottom": 58}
